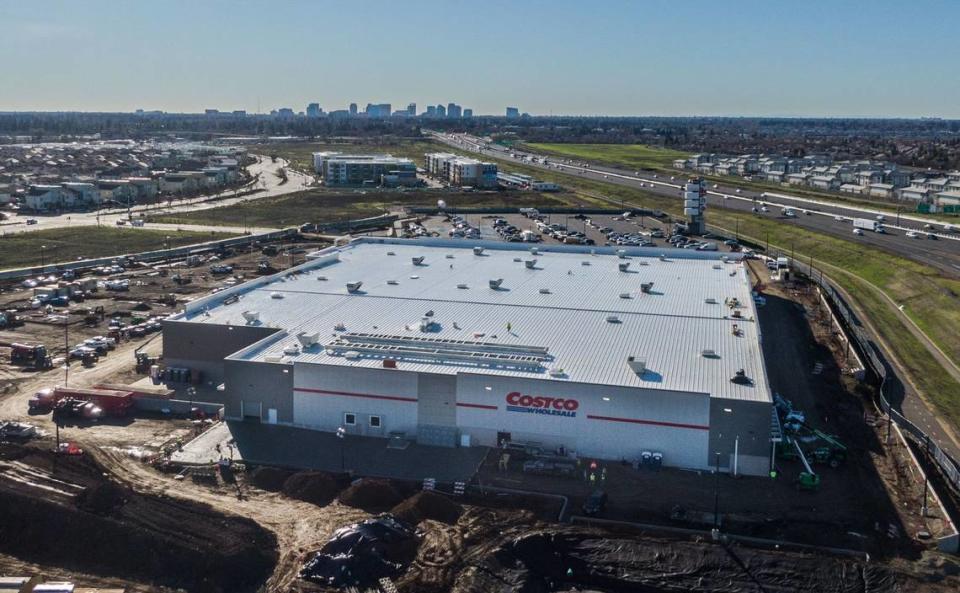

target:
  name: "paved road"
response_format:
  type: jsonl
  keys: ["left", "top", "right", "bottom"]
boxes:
{"left": 0, "top": 155, "right": 314, "bottom": 236}
{"left": 429, "top": 132, "right": 960, "bottom": 279}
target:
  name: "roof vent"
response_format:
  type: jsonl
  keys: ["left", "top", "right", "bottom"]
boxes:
{"left": 581, "top": 261, "right": 590, "bottom": 266}
{"left": 334, "top": 322, "right": 346, "bottom": 331}
{"left": 344, "top": 350, "right": 361, "bottom": 360}
{"left": 410, "top": 274, "right": 420, "bottom": 279}
{"left": 473, "top": 246, "right": 484, "bottom": 256}
{"left": 529, "top": 247, "right": 540, "bottom": 255}
{"left": 271, "top": 292, "right": 284, "bottom": 299}
{"left": 619, "top": 292, "right": 632, "bottom": 299}
{"left": 549, "top": 368, "right": 565, "bottom": 377}
{"left": 539, "top": 288, "right": 551, "bottom": 294}
{"left": 241, "top": 310, "right": 260, "bottom": 323}
{"left": 412, "top": 256, "right": 425, "bottom": 266}
{"left": 606, "top": 315, "right": 621, "bottom": 323}
{"left": 617, "top": 249, "right": 627, "bottom": 259}
{"left": 627, "top": 356, "right": 646, "bottom": 375}
{"left": 618, "top": 262, "right": 630, "bottom": 272}
{"left": 387, "top": 251, "right": 396, "bottom": 256}
{"left": 317, "top": 275, "right": 328, "bottom": 281}
{"left": 513, "top": 257, "right": 522, "bottom": 262}
{"left": 419, "top": 317, "right": 437, "bottom": 332}
{"left": 702, "top": 349, "right": 718, "bottom": 358}
{"left": 457, "top": 283, "right": 469, "bottom": 289}
{"left": 446, "top": 254, "right": 455, "bottom": 259}
{"left": 296, "top": 332, "right": 320, "bottom": 347}
{"left": 705, "top": 297, "right": 718, "bottom": 304}
{"left": 641, "top": 282, "right": 654, "bottom": 294}
{"left": 489, "top": 278, "right": 504, "bottom": 289}
{"left": 346, "top": 281, "right": 363, "bottom": 293}
{"left": 264, "top": 354, "right": 283, "bottom": 363}
{"left": 283, "top": 344, "right": 300, "bottom": 356}
{"left": 731, "top": 369, "right": 752, "bottom": 385}
{"left": 659, "top": 255, "right": 667, "bottom": 261}
{"left": 713, "top": 264, "right": 722, "bottom": 270}
{"left": 639, "top": 261, "right": 649, "bottom": 266}
{"left": 525, "top": 259, "right": 537, "bottom": 269}
{"left": 387, "top": 279, "right": 399, "bottom": 285}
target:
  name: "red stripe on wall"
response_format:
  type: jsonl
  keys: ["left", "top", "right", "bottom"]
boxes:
{"left": 586, "top": 414, "right": 709, "bottom": 431}
{"left": 294, "top": 387, "right": 418, "bottom": 403}
{"left": 457, "top": 402, "right": 498, "bottom": 410}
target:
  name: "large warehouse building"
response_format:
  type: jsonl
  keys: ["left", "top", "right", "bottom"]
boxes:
{"left": 163, "top": 238, "right": 775, "bottom": 476}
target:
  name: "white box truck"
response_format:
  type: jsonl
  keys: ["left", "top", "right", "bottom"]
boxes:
{"left": 853, "top": 218, "right": 883, "bottom": 233}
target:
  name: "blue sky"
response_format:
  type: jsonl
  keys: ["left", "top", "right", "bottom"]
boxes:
{"left": 1, "top": 0, "right": 958, "bottom": 117}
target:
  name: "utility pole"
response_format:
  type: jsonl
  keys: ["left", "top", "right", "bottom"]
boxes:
{"left": 63, "top": 316, "right": 70, "bottom": 386}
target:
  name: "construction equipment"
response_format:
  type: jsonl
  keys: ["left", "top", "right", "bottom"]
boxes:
{"left": 134, "top": 332, "right": 162, "bottom": 373}
{"left": 84, "top": 305, "right": 105, "bottom": 326}
{"left": 3, "top": 342, "right": 53, "bottom": 369}
{"left": 792, "top": 439, "right": 820, "bottom": 491}
{"left": 0, "top": 310, "right": 24, "bottom": 329}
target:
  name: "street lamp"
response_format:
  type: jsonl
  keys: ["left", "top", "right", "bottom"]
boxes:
{"left": 40, "top": 244, "right": 46, "bottom": 269}
{"left": 336, "top": 426, "right": 347, "bottom": 472}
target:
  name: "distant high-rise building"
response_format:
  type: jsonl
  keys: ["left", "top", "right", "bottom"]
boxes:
{"left": 407, "top": 103, "right": 416, "bottom": 116}
{"left": 463, "top": 108, "right": 473, "bottom": 118}
{"left": 365, "top": 103, "right": 391, "bottom": 118}
{"left": 436, "top": 104, "right": 446, "bottom": 117}
{"left": 447, "top": 103, "right": 462, "bottom": 118}
{"left": 306, "top": 103, "right": 322, "bottom": 118}
{"left": 232, "top": 110, "right": 247, "bottom": 116}
{"left": 506, "top": 106, "right": 520, "bottom": 118}
{"left": 277, "top": 107, "right": 295, "bottom": 118}
{"left": 425, "top": 105, "right": 437, "bottom": 117}
{"left": 349, "top": 103, "right": 358, "bottom": 116}
{"left": 205, "top": 109, "right": 220, "bottom": 115}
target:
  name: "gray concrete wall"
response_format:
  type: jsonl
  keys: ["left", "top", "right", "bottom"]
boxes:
{"left": 162, "top": 320, "right": 279, "bottom": 385}
{"left": 223, "top": 358, "right": 294, "bottom": 422}
{"left": 708, "top": 398, "right": 773, "bottom": 475}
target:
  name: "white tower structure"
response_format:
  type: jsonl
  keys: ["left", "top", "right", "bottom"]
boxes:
{"left": 682, "top": 177, "right": 707, "bottom": 235}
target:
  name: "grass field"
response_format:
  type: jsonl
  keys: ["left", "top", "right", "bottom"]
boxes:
{"left": 527, "top": 143, "right": 690, "bottom": 171}
{"left": 0, "top": 227, "right": 237, "bottom": 270}
{"left": 257, "top": 140, "right": 439, "bottom": 174}
{"left": 147, "top": 188, "right": 591, "bottom": 228}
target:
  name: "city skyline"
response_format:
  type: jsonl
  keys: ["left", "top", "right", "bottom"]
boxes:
{"left": 1, "top": 0, "right": 959, "bottom": 118}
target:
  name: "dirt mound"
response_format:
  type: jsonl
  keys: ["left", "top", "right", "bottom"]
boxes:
{"left": 76, "top": 481, "right": 128, "bottom": 515}
{"left": 248, "top": 466, "right": 293, "bottom": 492}
{"left": 282, "top": 471, "right": 342, "bottom": 506}
{"left": 390, "top": 490, "right": 462, "bottom": 525}
{"left": 338, "top": 478, "right": 406, "bottom": 511}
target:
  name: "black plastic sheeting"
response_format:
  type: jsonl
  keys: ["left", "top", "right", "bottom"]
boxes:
{"left": 299, "top": 515, "right": 418, "bottom": 588}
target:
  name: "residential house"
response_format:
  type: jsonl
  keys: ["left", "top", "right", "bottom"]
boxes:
{"left": 97, "top": 179, "right": 136, "bottom": 204}
{"left": 126, "top": 177, "right": 159, "bottom": 201}
{"left": 856, "top": 170, "right": 883, "bottom": 186}
{"left": 884, "top": 169, "right": 911, "bottom": 188}
{"left": 160, "top": 172, "right": 202, "bottom": 194}
{"left": 868, "top": 183, "right": 895, "bottom": 199}
{"left": 61, "top": 182, "right": 100, "bottom": 207}
{"left": 810, "top": 175, "right": 841, "bottom": 191}
{"left": 840, "top": 183, "right": 865, "bottom": 195}
{"left": 25, "top": 184, "right": 64, "bottom": 211}
{"left": 786, "top": 173, "right": 810, "bottom": 186}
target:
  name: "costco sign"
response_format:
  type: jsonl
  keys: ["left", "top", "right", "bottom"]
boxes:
{"left": 505, "top": 392, "right": 579, "bottom": 418}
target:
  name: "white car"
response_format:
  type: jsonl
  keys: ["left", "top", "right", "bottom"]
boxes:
{"left": 735, "top": 188, "right": 741, "bottom": 193}
{"left": 834, "top": 216, "right": 844, "bottom": 222}
{"left": 853, "top": 228, "right": 864, "bottom": 236}
{"left": 760, "top": 206, "right": 769, "bottom": 213}
{"left": 906, "top": 231, "right": 919, "bottom": 239}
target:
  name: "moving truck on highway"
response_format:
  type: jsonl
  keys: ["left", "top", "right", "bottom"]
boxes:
{"left": 853, "top": 218, "right": 884, "bottom": 233}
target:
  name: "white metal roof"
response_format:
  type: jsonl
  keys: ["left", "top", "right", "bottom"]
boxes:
{"left": 174, "top": 238, "right": 772, "bottom": 402}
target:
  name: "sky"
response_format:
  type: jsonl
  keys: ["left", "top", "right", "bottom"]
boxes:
{"left": 1, "top": 0, "right": 958, "bottom": 118}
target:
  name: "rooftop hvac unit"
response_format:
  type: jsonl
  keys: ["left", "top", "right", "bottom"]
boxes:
{"left": 457, "top": 283, "right": 469, "bottom": 289}
{"left": 627, "top": 356, "right": 646, "bottom": 375}
{"left": 617, "top": 249, "right": 627, "bottom": 259}
{"left": 387, "top": 280, "right": 398, "bottom": 285}
{"left": 317, "top": 276, "right": 328, "bottom": 281}
{"left": 529, "top": 247, "right": 540, "bottom": 255}
{"left": 713, "top": 264, "right": 722, "bottom": 270}
{"left": 513, "top": 257, "right": 522, "bottom": 262}
{"left": 344, "top": 350, "right": 361, "bottom": 360}
{"left": 619, "top": 293, "right": 632, "bottom": 299}
{"left": 659, "top": 255, "right": 667, "bottom": 261}
{"left": 334, "top": 322, "right": 346, "bottom": 331}
{"left": 549, "top": 368, "right": 565, "bottom": 377}
{"left": 419, "top": 317, "right": 437, "bottom": 332}
{"left": 618, "top": 262, "right": 630, "bottom": 272}
{"left": 387, "top": 251, "right": 396, "bottom": 256}
{"left": 296, "top": 331, "right": 320, "bottom": 347}
{"left": 640, "top": 282, "right": 654, "bottom": 293}
{"left": 705, "top": 298, "right": 718, "bottom": 304}
{"left": 489, "top": 278, "right": 503, "bottom": 289}
{"left": 606, "top": 315, "right": 621, "bottom": 323}
{"left": 283, "top": 344, "right": 300, "bottom": 356}
{"left": 539, "top": 288, "right": 551, "bottom": 294}
{"left": 264, "top": 354, "right": 283, "bottom": 363}
{"left": 525, "top": 259, "right": 537, "bottom": 269}
{"left": 581, "top": 261, "right": 591, "bottom": 266}
{"left": 639, "top": 261, "right": 649, "bottom": 266}
{"left": 241, "top": 310, "right": 260, "bottom": 323}
{"left": 346, "top": 281, "right": 363, "bottom": 293}
{"left": 702, "top": 349, "right": 718, "bottom": 358}
{"left": 473, "top": 246, "right": 484, "bottom": 255}
{"left": 412, "top": 256, "right": 425, "bottom": 266}
{"left": 445, "top": 254, "right": 455, "bottom": 259}
{"left": 271, "top": 292, "right": 284, "bottom": 299}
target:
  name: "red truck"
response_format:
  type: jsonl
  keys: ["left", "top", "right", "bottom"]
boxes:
{"left": 29, "top": 386, "right": 134, "bottom": 417}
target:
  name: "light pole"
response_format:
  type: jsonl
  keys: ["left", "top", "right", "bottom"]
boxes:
{"left": 40, "top": 244, "right": 46, "bottom": 269}
{"left": 336, "top": 426, "right": 346, "bottom": 473}
{"left": 186, "top": 386, "right": 196, "bottom": 420}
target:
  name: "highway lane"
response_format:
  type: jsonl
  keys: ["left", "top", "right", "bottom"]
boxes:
{"left": 430, "top": 132, "right": 960, "bottom": 279}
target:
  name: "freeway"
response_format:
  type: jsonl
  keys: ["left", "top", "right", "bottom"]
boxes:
{"left": 0, "top": 155, "right": 314, "bottom": 236}
{"left": 430, "top": 132, "right": 960, "bottom": 279}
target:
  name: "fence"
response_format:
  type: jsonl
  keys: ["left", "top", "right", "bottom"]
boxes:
{"left": 776, "top": 252, "right": 960, "bottom": 497}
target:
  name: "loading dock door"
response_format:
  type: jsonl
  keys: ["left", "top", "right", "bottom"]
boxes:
{"left": 241, "top": 401, "right": 262, "bottom": 422}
